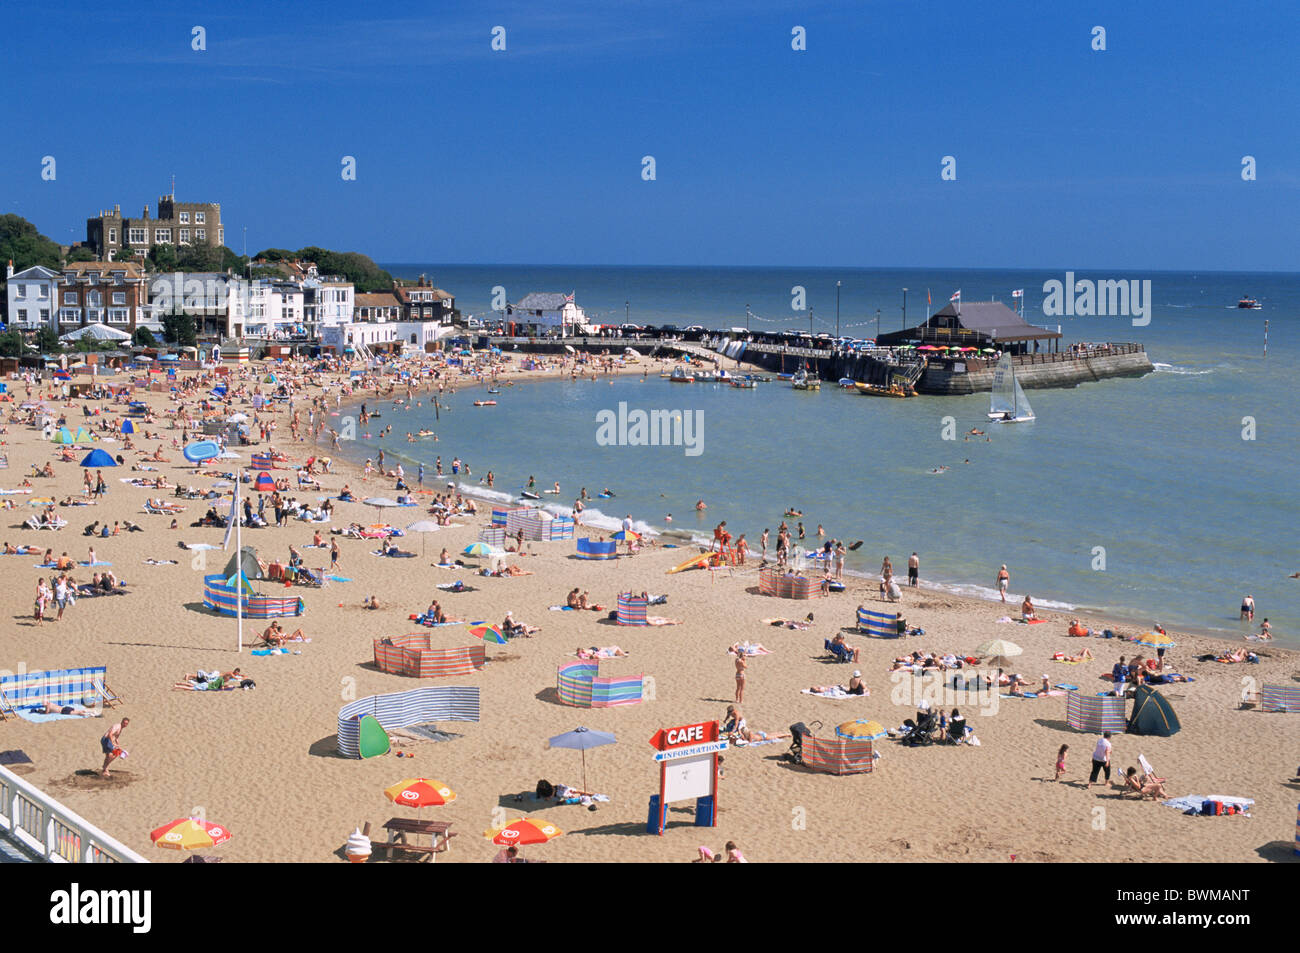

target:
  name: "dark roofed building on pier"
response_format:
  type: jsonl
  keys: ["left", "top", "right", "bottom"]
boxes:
{"left": 877, "top": 301, "right": 1063, "bottom": 353}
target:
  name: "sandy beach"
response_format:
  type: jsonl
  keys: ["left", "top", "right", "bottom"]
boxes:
{"left": 2, "top": 353, "right": 1296, "bottom": 864}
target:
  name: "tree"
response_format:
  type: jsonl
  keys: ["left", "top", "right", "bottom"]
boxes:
{"left": 162, "top": 312, "right": 197, "bottom": 347}
{"left": 0, "top": 214, "right": 62, "bottom": 272}
{"left": 147, "top": 243, "right": 178, "bottom": 273}
{"left": 0, "top": 330, "right": 24, "bottom": 358}
{"left": 176, "top": 243, "right": 223, "bottom": 272}
{"left": 66, "top": 246, "right": 98, "bottom": 263}
{"left": 132, "top": 326, "right": 156, "bottom": 348}
{"left": 34, "top": 327, "right": 60, "bottom": 353}
{"left": 218, "top": 246, "right": 247, "bottom": 273}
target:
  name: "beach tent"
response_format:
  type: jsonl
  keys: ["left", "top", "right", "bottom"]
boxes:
{"left": 222, "top": 546, "right": 264, "bottom": 581}
{"left": 120, "top": 419, "right": 134, "bottom": 434}
{"left": 1126, "top": 685, "right": 1180, "bottom": 737}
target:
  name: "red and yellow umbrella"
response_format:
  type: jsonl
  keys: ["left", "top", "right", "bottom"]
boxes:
{"left": 384, "top": 778, "right": 457, "bottom": 808}
{"left": 150, "top": 817, "right": 233, "bottom": 851}
{"left": 485, "top": 817, "right": 563, "bottom": 846}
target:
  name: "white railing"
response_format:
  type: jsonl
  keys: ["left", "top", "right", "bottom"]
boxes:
{"left": 0, "top": 764, "right": 148, "bottom": 863}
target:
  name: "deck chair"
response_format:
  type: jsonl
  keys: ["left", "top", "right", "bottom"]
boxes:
{"left": 93, "top": 679, "right": 123, "bottom": 709}
{"left": 824, "top": 639, "right": 853, "bottom": 663}
{"left": 1137, "top": 754, "right": 1166, "bottom": 785}
{"left": 0, "top": 685, "right": 15, "bottom": 721}
{"left": 295, "top": 566, "right": 323, "bottom": 587}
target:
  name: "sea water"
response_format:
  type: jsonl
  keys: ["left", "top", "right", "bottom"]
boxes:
{"left": 342, "top": 265, "right": 1297, "bottom": 646}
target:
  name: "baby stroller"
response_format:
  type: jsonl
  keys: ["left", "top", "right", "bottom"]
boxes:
{"left": 784, "top": 720, "right": 821, "bottom": 765}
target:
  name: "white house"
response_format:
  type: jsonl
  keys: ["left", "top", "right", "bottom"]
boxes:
{"left": 5, "top": 263, "right": 59, "bottom": 330}
{"left": 511, "top": 292, "right": 590, "bottom": 335}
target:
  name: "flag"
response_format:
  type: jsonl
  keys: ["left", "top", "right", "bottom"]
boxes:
{"left": 927, "top": 289, "right": 931, "bottom": 306}
{"left": 1011, "top": 289, "right": 1024, "bottom": 298}
{"left": 565, "top": 292, "right": 575, "bottom": 302}
{"left": 949, "top": 290, "right": 961, "bottom": 302}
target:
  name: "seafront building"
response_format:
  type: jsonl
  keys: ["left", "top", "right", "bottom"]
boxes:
{"left": 5, "top": 263, "right": 59, "bottom": 330}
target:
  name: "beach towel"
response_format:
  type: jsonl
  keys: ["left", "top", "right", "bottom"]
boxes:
{"left": 729, "top": 646, "right": 772, "bottom": 656}
{"left": 369, "top": 550, "right": 415, "bottom": 558}
{"left": 801, "top": 687, "right": 866, "bottom": 699}
{"left": 437, "top": 583, "right": 477, "bottom": 592}
{"left": 1161, "top": 795, "right": 1253, "bottom": 816}
{"left": 646, "top": 617, "right": 682, "bottom": 626}
{"left": 80, "top": 561, "right": 111, "bottom": 567}
{"left": 1019, "top": 618, "right": 1049, "bottom": 624}
{"left": 14, "top": 706, "right": 100, "bottom": 723}
{"left": 1055, "top": 683, "right": 1080, "bottom": 691}
{"left": 250, "top": 648, "right": 301, "bottom": 657}
{"left": 1001, "top": 693, "right": 1037, "bottom": 699}
{"left": 0, "top": 749, "right": 33, "bottom": 765}
{"left": 326, "top": 575, "right": 352, "bottom": 582}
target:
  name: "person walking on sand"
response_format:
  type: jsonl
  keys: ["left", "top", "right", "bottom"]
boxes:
{"left": 997, "top": 564, "right": 1010, "bottom": 602}
{"left": 734, "top": 652, "right": 747, "bottom": 704}
{"left": 330, "top": 538, "right": 340, "bottom": 571}
{"left": 760, "top": 528, "right": 769, "bottom": 561}
{"left": 834, "top": 541, "right": 846, "bottom": 581}
{"left": 908, "top": 551, "right": 920, "bottom": 587}
{"left": 100, "top": 717, "right": 129, "bottom": 778}
{"left": 1054, "top": 744, "right": 1069, "bottom": 782}
{"left": 1086, "top": 731, "right": 1113, "bottom": 789}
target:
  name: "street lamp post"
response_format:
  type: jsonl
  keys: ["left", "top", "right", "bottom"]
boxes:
{"left": 745, "top": 304, "right": 751, "bottom": 333}
{"left": 809, "top": 306, "right": 814, "bottom": 338}
{"left": 836, "top": 280, "right": 841, "bottom": 339}
{"left": 876, "top": 309, "right": 881, "bottom": 341}
{"left": 902, "top": 288, "right": 908, "bottom": 329}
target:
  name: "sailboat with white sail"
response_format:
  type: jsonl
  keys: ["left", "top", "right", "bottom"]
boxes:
{"left": 987, "top": 352, "right": 1035, "bottom": 423}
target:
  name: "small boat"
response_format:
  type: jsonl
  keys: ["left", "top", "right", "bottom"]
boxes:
{"left": 669, "top": 367, "right": 692, "bottom": 383}
{"left": 855, "top": 382, "right": 914, "bottom": 398}
{"left": 520, "top": 491, "right": 541, "bottom": 500}
{"left": 729, "top": 378, "right": 756, "bottom": 389}
{"left": 790, "top": 371, "right": 820, "bottom": 390}
{"left": 1237, "top": 296, "right": 1262, "bottom": 309}
{"left": 838, "top": 377, "right": 858, "bottom": 389}
{"left": 988, "top": 353, "right": 1035, "bottom": 423}
{"left": 486, "top": 388, "right": 501, "bottom": 394}
{"left": 692, "top": 371, "right": 717, "bottom": 383}
{"left": 744, "top": 374, "right": 770, "bottom": 383}
{"left": 417, "top": 430, "right": 436, "bottom": 437}
{"left": 473, "top": 400, "right": 497, "bottom": 407}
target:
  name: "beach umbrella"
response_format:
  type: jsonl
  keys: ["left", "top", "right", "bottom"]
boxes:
{"left": 611, "top": 530, "right": 639, "bottom": 540}
{"left": 547, "top": 726, "right": 616, "bottom": 794}
{"left": 462, "top": 541, "right": 500, "bottom": 557}
{"left": 120, "top": 419, "right": 134, "bottom": 434}
{"left": 835, "top": 719, "right": 887, "bottom": 740}
{"left": 383, "top": 778, "right": 457, "bottom": 809}
{"left": 227, "top": 412, "right": 248, "bottom": 423}
{"left": 564, "top": 345, "right": 576, "bottom": 354}
{"left": 253, "top": 471, "right": 275, "bottom": 492}
{"left": 79, "top": 448, "right": 117, "bottom": 468}
{"left": 1134, "top": 632, "right": 1177, "bottom": 650}
{"left": 363, "top": 497, "right": 401, "bottom": 509}
{"left": 150, "top": 817, "right": 232, "bottom": 854}
{"left": 485, "top": 818, "right": 563, "bottom": 847}
{"left": 469, "top": 624, "right": 508, "bottom": 646}
{"left": 405, "top": 519, "right": 441, "bottom": 554}
{"left": 975, "top": 638, "right": 1022, "bottom": 671}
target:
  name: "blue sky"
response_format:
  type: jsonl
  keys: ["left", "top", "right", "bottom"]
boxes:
{"left": 2, "top": 0, "right": 1296, "bottom": 269}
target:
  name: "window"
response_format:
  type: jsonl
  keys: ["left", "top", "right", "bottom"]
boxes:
{"left": 59, "top": 309, "right": 78, "bottom": 323}
{"left": 14, "top": 284, "right": 24, "bottom": 299}
{"left": 129, "top": 227, "right": 146, "bottom": 244}
{"left": 40, "top": 309, "right": 49, "bottom": 322}
{"left": 112, "top": 292, "right": 126, "bottom": 305}
{"left": 218, "top": 227, "right": 224, "bottom": 245}
{"left": 155, "top": 228, "right": 171, "bottom": 243}
{"left": 195, "top": 211, "right": 205, "bottom": 224}
{"left": 86, "top": 291, "right": 103, "bottom": 307}
{"left": 108, "top": 309, "right": 129, "bottom": 324}
{"left": 63, "top": 291, "right": 78, "bottom": 305}
{"left": 196, "top": 228, "right": 205, "bottom": 242}
{"left": 86, "top": 309, "right": 103, "bottom": 323}
{"left": 37, "top": 285, "right": 48, "bottom": 298}
{"left": 179, "top": 229, "right": 190, "bottom": 244}
{"left": 108, "top": 227, "right": 117, "bottom": 243}
{"left": 179, "top": 212, "right": 190, "bottom": 223}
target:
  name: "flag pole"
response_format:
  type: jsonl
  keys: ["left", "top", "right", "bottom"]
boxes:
{"left": 236, "top": 468, "right": 242, "bottom": 653}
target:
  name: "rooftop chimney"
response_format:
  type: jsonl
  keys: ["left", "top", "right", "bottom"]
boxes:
{"left": 114, "top": 204, "right": 120, "bottom": 215}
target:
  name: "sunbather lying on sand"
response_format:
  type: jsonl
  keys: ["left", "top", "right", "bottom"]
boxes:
{"left": 1052, "top": 648, "right": 1095, "bottom": 662}
{"left": 260, "top": 622, "right": 309, "bottom": 646}
{"left": 577, "top": 646, "right": 628, "bottom": 659}
{"left": 763, "top": 616, "right": 812, "bottom": 629}
{"left": 171, "top": 668, "right": 242, "bottom": 691}
{"left": 34, "top": 701, "right": 98, "bottom": 717}
{"left": 503, "top": 612, "right": 539, "bottom": 638}
{"left": 728, "top": 642, "right": 770, "bottom": 656}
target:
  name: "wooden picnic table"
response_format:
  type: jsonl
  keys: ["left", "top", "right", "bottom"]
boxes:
{"left": 377, "top": 818, "right": 454, "bottom": 862}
